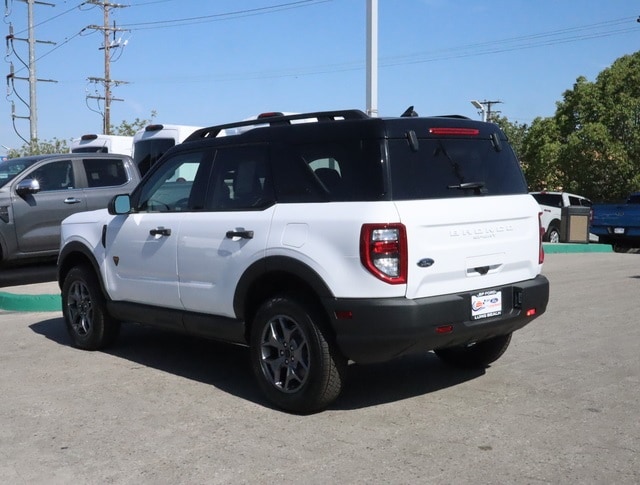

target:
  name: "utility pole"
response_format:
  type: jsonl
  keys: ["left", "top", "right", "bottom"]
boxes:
{"left": 86, "top": 0, "right": 128, "bottom": 134}
{"left": 5, "top": 0, "right": 56, "bottom": 149}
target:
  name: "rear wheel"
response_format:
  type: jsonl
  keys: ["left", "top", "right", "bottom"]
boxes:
{"left": 250, "top": 294, "right": 346, "bottom": 414}
{"left": 62, "top": 265, "right": 120, "bottom": 350}
{"left": 547, "top": 225, "right": 560, "bottom": 243}
{"left": 434, "top": 333, "right": 512, "bottom": 369}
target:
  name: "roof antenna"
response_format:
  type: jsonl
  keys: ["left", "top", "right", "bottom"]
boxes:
{"left": 401, "top": 106, "right": 418, "bottom": 117}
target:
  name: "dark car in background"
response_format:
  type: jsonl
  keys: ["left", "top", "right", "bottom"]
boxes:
{"left": 0, "top": 153, "right": 140, "bottom": 266}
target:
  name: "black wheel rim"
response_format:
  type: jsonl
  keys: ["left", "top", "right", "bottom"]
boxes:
{"left": 67, "top": 280, "right": 93, "bottom": 337}
{"left": 259, "top": 314, "right": 310, "bottom": 393}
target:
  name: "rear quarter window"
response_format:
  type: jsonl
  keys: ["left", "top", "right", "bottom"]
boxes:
{"left": 531, "top": 193, "right": 562, "bottom": 207}
{"left": 270, "top": 140, "right": 385, "bottom": 202}
{"left": 82, "top": 158, "right": 128, "bottom": 187}
{"left": 388, "top": 138, "right": 527, "bottom": 200}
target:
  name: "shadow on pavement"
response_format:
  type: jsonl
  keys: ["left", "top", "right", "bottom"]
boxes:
{"left": 30, "top": 317, "right": 485, "bottom": 412}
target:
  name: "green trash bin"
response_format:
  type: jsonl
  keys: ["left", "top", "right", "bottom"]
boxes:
{"left": 560, "top": 206, "right": 591, "bottom": 243}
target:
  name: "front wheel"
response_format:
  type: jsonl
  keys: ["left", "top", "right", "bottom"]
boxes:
{"left": 62, "top": 265, "right": 120, "bottom": 350}
{"left": 434, "top": 333, "right": 512, "bottom": 369}
{"left": 250, "top": 294, "right": 346, "bottom": 414}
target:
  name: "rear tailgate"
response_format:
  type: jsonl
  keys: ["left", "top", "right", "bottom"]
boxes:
{"left": 397, "top": 194, "right": 542, "bottom": 300}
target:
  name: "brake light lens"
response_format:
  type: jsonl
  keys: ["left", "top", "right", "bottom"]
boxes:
{"left": 360, "top": 223, "right": 407, "bottom": 284}
{"left": 429, "top": 127, "right": 479, "bottom": 136}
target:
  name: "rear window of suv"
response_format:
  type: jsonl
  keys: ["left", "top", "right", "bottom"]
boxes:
{"left": 387, "top": 138, "right": 527, "bottom": 200}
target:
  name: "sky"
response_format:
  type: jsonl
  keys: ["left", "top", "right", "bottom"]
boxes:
{"left": 1, "top": 0, "right": 639, "bottom": 154}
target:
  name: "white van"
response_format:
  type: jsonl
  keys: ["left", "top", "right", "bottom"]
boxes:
{"left": 132, "top": 124, "right": 202, "bottom": 176}
{"left": 70, "top": 134, "right": 133, "bottom": 157}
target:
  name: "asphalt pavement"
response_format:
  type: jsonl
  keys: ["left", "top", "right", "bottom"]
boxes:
{"left": 0, "top": 250, "right": 637, "bottom": 484}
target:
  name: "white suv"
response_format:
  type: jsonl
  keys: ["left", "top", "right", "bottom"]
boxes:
{"left": 58, "top": 110, "right": 549, "bottom": 413}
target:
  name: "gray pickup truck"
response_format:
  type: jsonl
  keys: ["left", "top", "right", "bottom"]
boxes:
{"left": 0, "top": 153, "right": 140, "bottom": 265}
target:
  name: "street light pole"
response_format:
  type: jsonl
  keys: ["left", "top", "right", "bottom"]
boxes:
{"left": 471, "top": 100, "right": 486, "bottom": 122}
{"left": 366, "top": 0, "right": 378, "bottom": 117}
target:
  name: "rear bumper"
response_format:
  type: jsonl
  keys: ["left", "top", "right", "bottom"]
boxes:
{"left": 591, "top": 229, "right": 640, "bottom": 248}
{"left": 324, "top": 275, "right": 549, "bottom": 364}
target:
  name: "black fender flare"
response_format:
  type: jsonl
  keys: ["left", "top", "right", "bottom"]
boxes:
{"left": 57, "top": 241, "right": 104, "bottom": 294}
{"left": 233, "top": 255, "right": 334, "bottom": 321}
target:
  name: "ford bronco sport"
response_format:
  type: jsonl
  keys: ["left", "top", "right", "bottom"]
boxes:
{"left": 57, "top": 109, "right": 549, "bottom": 413}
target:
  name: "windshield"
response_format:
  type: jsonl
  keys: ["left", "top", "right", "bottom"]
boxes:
{"left": 0, "top": 158, "right": 40, "bottom": 188}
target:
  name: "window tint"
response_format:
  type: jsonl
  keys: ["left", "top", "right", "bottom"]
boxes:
{"left": 388, "top": 138, "right": 527, "bottom": 200}
{"left": 271, "top": 141, "right": 384, "bottom": 202}
{"left": 73, "top": 147, "right": 108, "bottom": 154}
{"left": 531, "top": 193, "right": 562, "bottom": 207}
{"left": 208, "top": 145, "right": 274, "bottom": 210}
{"left": 83, "top": 158, "right": 128, "bottom": 187}
{"left": 134, "top": 138, "right": 175, "bottom": 176}
{"left": 136, "top": 150, "right": 211, "bottom": 212}
{"left": 29, "top": 160, "right": 75, "bottom": 191}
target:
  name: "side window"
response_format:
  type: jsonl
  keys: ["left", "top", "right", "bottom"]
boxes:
{"left": 29, "top": 160, "right": 75, "bottom": 191}
{"left": 82, "top": 158, "right": 128, "bottom": 187}
{"left": 208, "top": 145, "right": 273, "bottom": 210}
{"left": 135, "top": 150, "right": 211, "bottom": 212}
{"left": 270, "top": 141, "right": 384, "bottom": 203}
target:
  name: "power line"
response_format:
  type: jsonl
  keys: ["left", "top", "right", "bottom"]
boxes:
{"left": 119, "top": 0, "right": 331, "bottom": 30}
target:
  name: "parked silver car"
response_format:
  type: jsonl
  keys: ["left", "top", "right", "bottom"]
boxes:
{"left": 0, "top": 153, "right": 140, "bottom": 265}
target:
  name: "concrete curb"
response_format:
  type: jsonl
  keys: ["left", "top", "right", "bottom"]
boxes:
{"left": 543, "top": 243, "right": 612, "bottom": 253}
{"left": 0, "top": 291, "right": 61, "bottom": 312}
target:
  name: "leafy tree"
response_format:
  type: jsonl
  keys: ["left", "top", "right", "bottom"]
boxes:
{"left": 493, "top": 114, "right": 528, "bottom": 160}
{"left": 110, "top": 110, "right": 157, "bottom": 136}
{"left": 519, "top": 116, "right": 563, "bottom": 192}
{"left": 552, "top": 52, "right": 640, "bottom": 201}
{"left": 7, "top": 137, "right": 69, "bottom": 158}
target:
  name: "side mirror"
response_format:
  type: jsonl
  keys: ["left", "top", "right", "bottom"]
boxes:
{"left": 108, "top": 194, "right": 132, "bottom": 215}
{"left": 15, "top": 178, "right": 40, "bottom": 196}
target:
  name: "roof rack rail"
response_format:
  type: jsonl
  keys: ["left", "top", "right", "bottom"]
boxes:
{"left": 185, "top": 109, "right": 369, "bottom": 141}
{"left": 433, "top": 114, "right": 472, "bottom": 120}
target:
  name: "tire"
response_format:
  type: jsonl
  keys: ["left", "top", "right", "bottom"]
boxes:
{"left": 62, "top": 265, "right": 120, "bottom": 350}
{"left": 547, "top": 225, "right": 560, "bottom": 244}
{"left": 250, "top": 294, "right": 347, "bottom": 414}
{"left": 613, "top": 244, "right": 631, "bottom": 253}
{"left": 434, "top": 333, "right": 512, "bottom": 369}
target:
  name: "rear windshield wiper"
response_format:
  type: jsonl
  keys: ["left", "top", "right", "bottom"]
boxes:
{"left": 447, "top": 182, "right": 487, "bottom": 195}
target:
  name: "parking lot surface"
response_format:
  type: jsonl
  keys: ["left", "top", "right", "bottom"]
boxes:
{"left": 0, "top": 253, "right": 638, "bottom": 484}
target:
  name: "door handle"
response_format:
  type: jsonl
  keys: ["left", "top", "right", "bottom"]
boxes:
{"left": 64, "top": 197, "right": 82, "bottom": 204}
{"left": 150, "top": 227, "right": 172, "bottom": 236}
{"left": 225, "top": 230, "right": 254, "bottom": 239}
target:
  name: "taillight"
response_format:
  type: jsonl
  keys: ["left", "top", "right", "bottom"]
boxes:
{"left": 538, "top": 212, "right": 545, "bottom": 264}
{"left": 360, "top": 223, "right": 407, "bottom": 284}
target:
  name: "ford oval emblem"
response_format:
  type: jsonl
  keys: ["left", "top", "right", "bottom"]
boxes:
{"left": 417, "top": 258, "right": 435, "bottom": 268}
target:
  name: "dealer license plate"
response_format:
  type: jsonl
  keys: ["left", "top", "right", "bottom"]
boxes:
{"left": 614, "top": 227, "right": 625, "bottom": 234}
{"left": 471, "top": 290, "right": 502, "bottom": 321}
